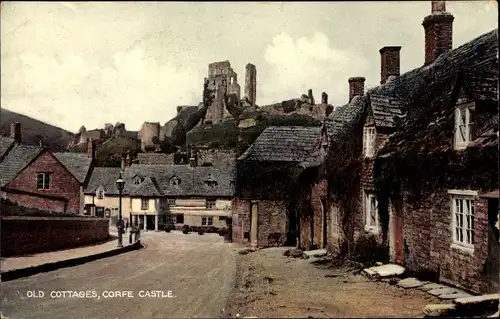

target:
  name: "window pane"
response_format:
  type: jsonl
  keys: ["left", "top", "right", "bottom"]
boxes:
{"left": 44, "top": 174, "right": 50, "bottom": 189}
{"left": 459, "top": 213, "right": 463, "bottom": 228}
{"left": 470, "top": 201, "right": 474, "bottom": 215}
{"left": 470, "top": 230, "right": 474, "bottom": 245}
{"left": 37, "top": 174, "right": 44, "bottom": 188}
{"left": 459, "top": 108, "right": 466, "bottom": 125}
{"left": 455, "top": 228, "right": 460, "bottom": 242}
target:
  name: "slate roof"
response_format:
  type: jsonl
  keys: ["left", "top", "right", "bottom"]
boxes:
{"left": 374, "top": 28, "right": 498, "bottom": 154}
{"left": 84, "top": 167, "right": 122, "bottom": 194}
{"left": 53, "top": 152, "right": 94, "bottom": 184}
{"left": 324, "top": 96, "right": 368, "bottom": 140}
{"left": 137, "top": 153, "right": 173, "bottom": 165}
{"left": 0, "top": 144, "right": 43, "bottom": 187}
{"left": 0, "top": 136, "right": 15, "bottom": 161}
{"left": 238, "top": 126, "right": 323, "bottom": 163}
{"left": 87, "top": 164, "right": 235, "bottom": 197}
{"left": 368, "top": 28, "right": 498, "bottom": 129}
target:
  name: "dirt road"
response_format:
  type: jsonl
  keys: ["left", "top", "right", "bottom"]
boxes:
{"left": 224, "top": 247, "right": 439, "bottom": 318}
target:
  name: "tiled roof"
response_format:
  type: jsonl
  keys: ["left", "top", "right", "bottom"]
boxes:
{"left": 137, "top": 153, "right": 173, "bottom": 165}
{"left": 0, "top": 144, "right": 43, "bottom": 187}
{"left": 238, "top": 126, "right": 323, "bottom": 162}
{"left": 368, "top": 29, "right": 498, "bottom": 128}
{"left": 0, "top": 136, "right": 15, "bottom": 161}
{"left": 111, "top": 164, "right": 236, "bottom": 197}
{"left": 53, "top": 152, "right": 93, "bottom": 184}
{"left": 84, "top": 167, "right": 122, "bottom": 194}
{"left": 324, "top": 96, "right": 368, "bottom": 140}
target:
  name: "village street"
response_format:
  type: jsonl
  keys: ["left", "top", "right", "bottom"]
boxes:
{"left": 0, "top": 231, "right": 238, "bottom": 319}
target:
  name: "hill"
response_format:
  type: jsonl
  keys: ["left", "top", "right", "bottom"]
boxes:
{"left": 0, "top": 108, "right": 74, "bottom": 151}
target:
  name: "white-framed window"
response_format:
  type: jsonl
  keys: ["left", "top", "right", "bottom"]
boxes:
{"left": 202, "top": 216, "right": 214, "bottom": 226}
{"left": 168, "top": 198, "right": 176, "bottom": 206}
{"left": 174, "top": 214, "right": 184, "bottom": 224}
{"left": 205, "top": 199, "right": 216, "bottom": 209}
{"left": 96, "top": 186, "right": 105, "bottom": 199}
{"left": 141, "top": 198, "right": 149, "bottom": 210}
{"left": 133, "top": 176, "right": 142, "bottom": 185}
{"left": 363, "top": 126, "right": 376, "bottom": 157}
{"left": 364, "top": 192, "right": 379, "bottom": 233}
{"left": 36, "top": 172, "right": 51, "bottom": 190}
{"left": 452, "top": 196, "right": 475, "bottom": 248}
{"left": 454, "top": 103, "right": 474, "bottom": 149}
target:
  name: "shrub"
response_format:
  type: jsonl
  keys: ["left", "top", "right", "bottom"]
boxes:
{"left": 207, "top": 226, "right": 217, "bottom": 233}
{"left": 198, "top": 229, "right": 205, "bottom": 235}
{"left": 164, "top": 225, "right": 171, "bottom": 232}
{"left": 218, "top": 227, "right": 228, "bottom": 236}
{"left": 182, "top": 225, "right": 190, "bottom": 234}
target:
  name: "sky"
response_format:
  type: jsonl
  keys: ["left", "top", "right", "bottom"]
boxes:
{"left": 0, "top": 1, "right": 498, "bottom": 132}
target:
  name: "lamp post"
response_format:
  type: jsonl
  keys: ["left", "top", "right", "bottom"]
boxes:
{"left": 116, "top": 172, "right": 125, "bottom": 248}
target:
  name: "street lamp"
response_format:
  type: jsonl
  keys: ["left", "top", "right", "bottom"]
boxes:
{"left": 116, "top": 172, "right": 125, "bottom": 248}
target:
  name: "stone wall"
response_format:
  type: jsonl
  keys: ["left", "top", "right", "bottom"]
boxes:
{"left": 1, "top": 216, "right": 110, "bottom": 256}
{"left": 299, "top": 178, "right": 328, "bottom": 250}
{"left": 231, "top": 198, "right": 287, "bottom": 247}
{"left": 196, "top": 148, "right": 237, "bottom": 167}
{"left": 402, "top": 191, "right": 489, "bottom": 293}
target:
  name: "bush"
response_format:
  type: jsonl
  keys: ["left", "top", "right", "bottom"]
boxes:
{"left": 164, "top": 225, "right": 171, "bottom": 232}
{"left": 198, "top": 229, "right": 205, "bottom": 235}
{"left": 352, "top": 233, "right": 388, "bottom": 264}
{"left": 182, "top": 225, "right": 190, "bottom": 234}
{"left": 207, "top": 226, "right": 217, "bottom": 233}
{"left": 218, "top": 227, "right": 228, "bottom": 236}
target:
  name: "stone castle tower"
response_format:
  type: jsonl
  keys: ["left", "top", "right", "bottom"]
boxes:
{"left": 244, "top": 63, "right": 257, "bottom": 106}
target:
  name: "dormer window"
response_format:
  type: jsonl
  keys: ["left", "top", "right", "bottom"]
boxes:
{"left": 133, "top": 175, "right": 144, "bottom": 185}
{"left": 96, "top": 185, "right": 105, "bottom": 199}
{"left": 454, "top": 102, "right": 474, "bottom": 150}
{"left": 363, "top": 126, "right": 376, "bottom": 157}
{"left": 204, "top": 174, "right": 218, "bottom": 188}
{"left": 170, "top": 176, "right": 181, "bottom": 186}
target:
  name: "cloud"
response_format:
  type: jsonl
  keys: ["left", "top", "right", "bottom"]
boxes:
{"left": 1, "top": 48, "right": 202, "bottom": 132}
{"left": 260, "top": 31, "right": 369, "bottom": 106}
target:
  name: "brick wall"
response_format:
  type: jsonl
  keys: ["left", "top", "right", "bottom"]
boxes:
{"left": 5, "top": 151, "right": 82, "bottom": 213}
{"left": 4, "top": 192, "right": 66, "bottom": 213}
{"left": 1, "top": 216, "right": 110, "bottom": 256}
{"left": 402, "top": 191, "right": 489, "bottom": 293}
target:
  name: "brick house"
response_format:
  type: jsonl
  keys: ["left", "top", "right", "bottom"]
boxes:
{"left": 347, "top": 2, "right": 499, "bottom": 294}
{"left": 0, "top": 122, "right": 95, "bottom": 213}
{"left": 233, "top": 125, "right": 329, "bottom": 249}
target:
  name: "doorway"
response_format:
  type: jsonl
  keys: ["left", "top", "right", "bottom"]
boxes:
{"left": 487, "top": 198, "right": 499, "bottom": 293}
{"left": 392, "top": 198, "right": 405, "bottom": 265}
{"left": 250, "top": 202, "right": 258, "bottom": 247}
{"left": 322, "top": 199, "right": 328, "bottom": 249}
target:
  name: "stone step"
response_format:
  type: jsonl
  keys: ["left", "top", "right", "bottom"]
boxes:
{"left": 454, "top": 293, "right": 499, "bottom": 317}
{"left": 427, "top": 287, "right": 462, "bottom": 297}
{"left": 439, "top": 292, "right": 473, "bottom": 300}
{"left": 397, "top": 277, "right": 426, "bottom": 289}
{"left": 423, "top": 304, "right": 456, "bottom": 317}
{"left": 420, "top": 283, "right": 448, "bottom": 292}
{"left": 366, "top": 264, "right": 405, "bottom": 278}
{"left": 303, "top": 249, "right": 327, "bottom": 258}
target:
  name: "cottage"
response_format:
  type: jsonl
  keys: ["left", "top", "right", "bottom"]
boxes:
{"left": 0, "top": 122, "right": 95, "bottom": 213}
{"left": 84, "top": 158, "right": 234, "bottom": 232}
{"left": 332, "top": 1, "right": 499, "bottom": 294}
{"left": 234, "top": 125, "right": 329, "bottom": 249}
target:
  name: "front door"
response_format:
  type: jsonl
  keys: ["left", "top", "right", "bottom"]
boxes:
{"left": 250, "top": 202, "right": 258, "bottom": 247}
{"left": 487, "top": 198, "right": 499, "bottom": 293}
{"left": 393, "top": 198, "right": 405, "bottom": 265}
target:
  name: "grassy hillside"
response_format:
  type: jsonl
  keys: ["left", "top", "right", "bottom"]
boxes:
{"left": 0, "top": 108, "right": 74, "bottom": 151}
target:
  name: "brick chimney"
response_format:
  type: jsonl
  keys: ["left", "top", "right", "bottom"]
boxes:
{"left": 121, "top": 154, "right": 131, "bottom": 170}
{"left": 422, "top": 0, "right": 454, "bottom": 66}
{"left": 87, "top": 138, "right": 96, "bottom": 159}
{"left": 10, "top": 122, "right": 21, "bottom": 143}
{"left": 348, "top": 77, "right": 365, "bottom": 103}
{"left": 380, "top": 46, "right": 401, "bottom": 84}
{"left": 189, "top": 150, "right": 197, "bottom": 168}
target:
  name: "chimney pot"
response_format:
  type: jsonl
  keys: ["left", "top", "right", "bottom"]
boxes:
{"left": 87, "top": 138, "right": 96, "bottom": 159}
{"left": 348, "top": 77, "right": 366, "bottom": 103}
{"left": 423, "top": 1, "right": 454, "bottom": 65}
{"left": 379, "top": 46, "right": 401, "bottom": 84}
{"left": 10, "top": 122, "right": 21, "bottom": 143}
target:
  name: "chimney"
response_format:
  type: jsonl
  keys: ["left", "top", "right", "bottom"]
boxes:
{"left": 189, "top": 150, "right": 197, "bottom": 168}
{"left": 379, "top": 46, "right": 401, "bottom": 84}
{"left": 321, "top": 92, "right": 328, "bottom": 104}
{"left": 87, "top": 138, "right": 96, "bottom": 159}
{"left": 422, "top": 1, "right": 454, "bottom": 65}
{"left": 10, "top": 122, "right": 21, "bottom": 143}
{"left": 121, "top": 154, "right": 131, "bottom": 170}
{"left": 307, "top": 89, "right": 315, "bottom": 104}
{"left": 348, "top": 77, "right": 365, "bottom": 103}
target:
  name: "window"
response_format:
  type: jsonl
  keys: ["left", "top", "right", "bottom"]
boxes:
{"left": 141, "top": 198, "right": 149, "bottom": 210}
{"left": 170, "top": 177, "right": 181, "bottom": 186}
{"left": 454, "top": 104, "right": 474, "bottom": 149}
{"left": 105, "top": 209, "right": 111, "bottom": 218}
{"left": 36, "top": 173, "right": 51, "bottom": 190}
{"left": 364, "top": 193, "right": 379, "bottom": 233}
{"left": 168, "top": 198, "right": 176, "bottom": 206}
{"left": 202, "top": 216, "right": 214, "bottom": 226}
{"left": 174, "top": 214, "right": 184, "bottom": 224}
{"left": 363, "top": 126, "right": 376, "bottom": 157}
{"left": 133, "top": 176, "right": 143, "bottom": 185}
{"left": 219, "top": 216, "right": 227, "bottom": 221}
{"left": 452, "top": 196, "right": 475, "bottom": 247}
{"left": 206, "top": 199, "right": 216, "bottom": 209}
{"left": 331, "top": 204, "right": 340, "bottom": 233}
